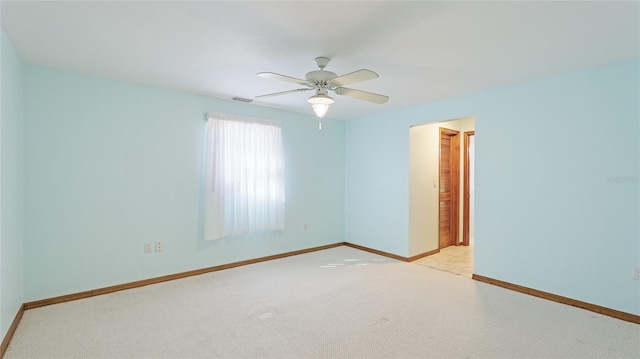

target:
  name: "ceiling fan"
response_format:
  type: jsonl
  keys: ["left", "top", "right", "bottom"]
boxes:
{"left": 256, "top": 57, "right": 389, "bottom": 124}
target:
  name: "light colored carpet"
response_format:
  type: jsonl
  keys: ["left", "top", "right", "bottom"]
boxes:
{"left": 6, "top": 246, "right": 639, "bottom": 358}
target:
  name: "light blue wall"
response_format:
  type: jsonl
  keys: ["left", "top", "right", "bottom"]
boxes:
{"left": 0, "top": 29, "right": 25, "bottom": 338}
{"left": 9, "top": 37, "right": 639, "bottom": 316}
{"left": 23, "top": 65, "right": 345, "bottom": 302}
{"left": 345, "top": 60, "right": 640, "bottom": 315}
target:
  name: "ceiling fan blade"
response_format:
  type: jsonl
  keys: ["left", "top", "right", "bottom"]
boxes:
{"left": 334, "top": 87, "right": 389, "bottom": 104}
{"left": 257, "top": 72, "right": 309, "bottom": 86}
{"left": 256, "top": 88, "right": 311, "bottom": 98}
{"left": 330, "top": 69, "right": 379, "bottom": 86}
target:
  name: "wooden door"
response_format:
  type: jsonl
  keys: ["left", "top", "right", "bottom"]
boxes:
{"left": 463, "top": 131, "right": 475, "bottom": 246}
{"left": 439, "top": 127, "right": 460, "bottom": 249}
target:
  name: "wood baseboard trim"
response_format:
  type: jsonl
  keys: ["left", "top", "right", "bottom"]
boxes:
{"left": 24, "top": 242, "right": 344, "bottom": 310}
{"left": 408, "top": 248, "right": 440, "bottom": 262}
{"left": 1, "top": 303, "right": 25, "bottom": 358}
{"left": 343, "top": 242, "right": 409, "bottom": 261}
{"left": 343, "top": 242, "right": 439, "bottom": 262}
{"left": 472, "top": 274, "right": 640, "bottom": 325}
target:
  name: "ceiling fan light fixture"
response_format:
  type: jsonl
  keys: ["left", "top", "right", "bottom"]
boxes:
{"left": 308, "top": 94, "right": 334, "bottom": 118}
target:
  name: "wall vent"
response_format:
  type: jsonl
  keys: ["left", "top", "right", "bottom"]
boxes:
{"left": 232, "top": 97, "right": 253, "bottom": 103}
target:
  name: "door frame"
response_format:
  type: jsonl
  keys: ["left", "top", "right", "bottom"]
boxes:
{"left": 438, "top": 127, "right": 460, "bottom": 248}
{"left": 462, "top": 131, "right": 475, "bottom": 246}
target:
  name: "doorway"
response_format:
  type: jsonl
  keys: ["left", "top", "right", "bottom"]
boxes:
{"left": 439, "top": 127, "right": 460, "bottom": 249}
{"left": 409, "top": 117, "right": 475, "bottom": 277}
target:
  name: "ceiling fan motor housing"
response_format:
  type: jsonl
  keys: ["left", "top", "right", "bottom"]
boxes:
{"left": 256, "top": 56, "right": 389, "bottom": 107}
{"left": 305, "top": 70, "right": 337, "bottom": 84}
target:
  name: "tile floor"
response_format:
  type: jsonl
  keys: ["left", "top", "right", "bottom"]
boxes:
{"left": 413, "top": 245, "right": 474, "bottom": 277}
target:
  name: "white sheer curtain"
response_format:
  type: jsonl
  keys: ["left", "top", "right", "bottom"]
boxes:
{"left": 204, "top": 112, "right": 285, "bottom": 240}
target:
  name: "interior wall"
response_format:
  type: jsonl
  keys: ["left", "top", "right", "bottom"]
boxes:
{"left": 344, "top": 117, "right": 410, "bottom": 256}
{"left": 0, "top": 29, "right": 25, "bottom": 337}
{"left": 408, "top": 117, "right": 474, "bottom": 256}
{"left": 5, "top": 34, "right": 638, "bottom": 320}
{"left": 23, "top": 65, "right": 345, "bottom": 302}
{"left": 346, "top": 59, "right": 640, "bottom": 315}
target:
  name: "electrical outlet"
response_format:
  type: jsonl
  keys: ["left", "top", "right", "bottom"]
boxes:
{"left": 304, "top": 223, "right": 308, "bottom": 231}
{"left": 144, "top": 243, "right": 153, "bottom": 253}
{"left": 155, "top": 241, "right": 164, "bottom": 252}
{"left": 633, "top": 266, "right": 640, "bottom": 280}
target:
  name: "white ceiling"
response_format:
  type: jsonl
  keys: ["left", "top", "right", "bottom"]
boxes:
{"left": 2, "top": 1, "right": 638, "bottom": 120}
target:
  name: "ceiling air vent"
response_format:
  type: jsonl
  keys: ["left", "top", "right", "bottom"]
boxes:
{"left": 232, "top": 97, "right": 253, "bottom": 103}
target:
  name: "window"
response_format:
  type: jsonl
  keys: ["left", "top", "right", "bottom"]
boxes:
{"left": 204, "top": 113, "right": 285, "bottom": 240}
